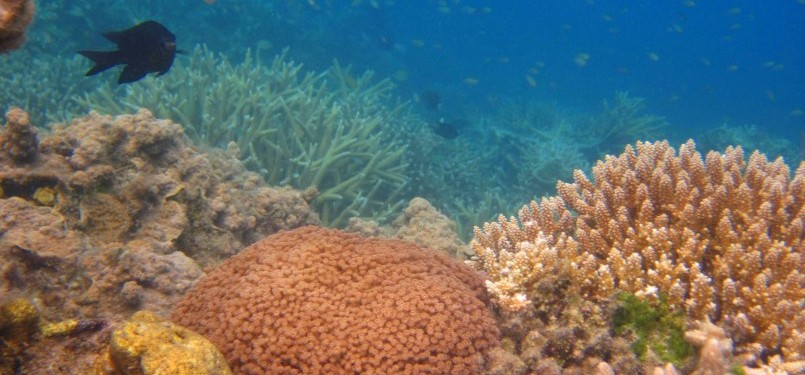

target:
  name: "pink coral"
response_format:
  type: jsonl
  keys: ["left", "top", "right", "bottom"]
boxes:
{"left": 172, "top": 226, "right": 500, "bottom": 374}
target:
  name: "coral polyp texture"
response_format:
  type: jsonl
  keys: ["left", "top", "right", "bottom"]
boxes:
{"left": 473, "top": 140, "right": 803, "bottom": 370}
{"left": 171, "top": 226, "right": 501, "bottom": 374}
{"left": 0, "top": 0, "right": 34, "bottom": 53}
{"left": 0, "top": 108, "right": 318, "bottom": 323}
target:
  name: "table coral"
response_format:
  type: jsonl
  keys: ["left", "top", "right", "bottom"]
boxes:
{"left": 473, "top": 140, "right": 803, "bottom": 369}
{"left": 172, "top": 226, "right": 500, "bottom": 374}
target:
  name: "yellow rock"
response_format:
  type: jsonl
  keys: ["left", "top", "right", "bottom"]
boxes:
{"left": 40, "top": 319, "right": 79, "bottom": 337}
{"left": 98, "top": 311, "right": 231, "bottom": 375}
{"left": 32, "top": 186, "right": 57, "bottom": 206}
{"left": 0, "top": 298, "right": 39, "bottom": 342}
{"left": 0, "top": 298, "right": 39, "bottom": 373}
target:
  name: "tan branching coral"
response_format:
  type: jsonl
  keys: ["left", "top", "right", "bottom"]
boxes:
{"left": 473, "top": 140, "right": 804, "bottom": 366}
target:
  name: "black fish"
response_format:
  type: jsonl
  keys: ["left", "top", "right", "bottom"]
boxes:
{"left": 79, "top": 20, "right": 177, "bottom": 84}
{"left": 432, "top": 119, "right": 459, "bottom": 139}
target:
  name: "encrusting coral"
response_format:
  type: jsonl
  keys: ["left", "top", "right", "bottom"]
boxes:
{"left": 171, "top": 226, "right": 501, "bottom": 374}
{"left": 0, "top": 297, "right": 231, "bottom": 375}
{"left": 346, "top": 197, "right": 473, "bottom": 258}
{"left": 473, "top": 140, "right": 804, "bottom": 371}
{"left": 0, "top": 108, "right": 318, "bottom": 325}
{"left": 95, "top": 311, "right": 232, "bottom": 375}
{"left": 0, "top": 0, "right": 34, "bottom": 53}
{"left": 0, "top": 107, "right": 38, "bottom": 163}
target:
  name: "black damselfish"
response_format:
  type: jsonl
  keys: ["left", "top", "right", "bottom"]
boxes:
{"left": 78, "top": 20, "right": 177, "bottom": 84}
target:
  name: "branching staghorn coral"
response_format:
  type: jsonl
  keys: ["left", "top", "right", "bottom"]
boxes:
{"left": 79, "top": 46, "right": 409, "bottom": 227}
{"left": 587, "top": 91, "right": 668, "bottom": 156}
{"left": 517, "top": 136, "right": 590, "bottom": 196}
{"left": 0, "top": 51, "right": 94, "bottom": 126}
{"left": 473, "top": 140, "right": 803, "bottom": 369}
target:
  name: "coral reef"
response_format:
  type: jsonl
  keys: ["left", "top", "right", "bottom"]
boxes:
{"left": 171, "top": 226, "right": 501, "bottom": 374}
{"left": 0, "top": 107, "right": 38, "bottom": 162}
{"left": 473, "top": 140, "right": 804, "bottom": 370}
{"left": 0, "top": 52, "right": 95, "bottom": 127}
{"left": 593, "top": 92, "right": 668, "bottom": 153}
{"left": 0, "top": 0, "right": 34, "bottom": 53}
{"left": 404, "top": 92, "right": 668, "bottom": 242}
{"left": 346, "top": 197, "right": 473, "bottom": 258}
{"left": 697, "top": 123, "right": 800, "bottom": 166}
{"left": 0, "top": 299, "right": 230, "bottom": 375}
{"left": 79, "top": 46, "right": 411, "bottom": 227}
{"left": 517, "top": 138, "right": 590, "bottom": 196}
{"left": 0, "top": 109, "right": 318, "bottom": 323}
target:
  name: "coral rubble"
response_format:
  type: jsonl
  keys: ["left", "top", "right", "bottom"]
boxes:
{"left": 0, "top": 0, "right": 34, "bottom": 53}
{"left": 172, "top": 226, "right": 501, "bottom": 374}
{"left": 473, "top": 140, "right": 804, "bottom": 371}
{"left": 0, "top": 108, "right": 318, "bottom": 326}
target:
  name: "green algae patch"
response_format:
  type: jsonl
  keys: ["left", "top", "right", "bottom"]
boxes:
{"left": 612, "top": 293, "right": 694, "bottom": 367}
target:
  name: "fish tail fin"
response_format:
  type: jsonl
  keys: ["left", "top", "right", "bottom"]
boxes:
{"left": 78, "top": 50, "right": 124, "bottom": 76}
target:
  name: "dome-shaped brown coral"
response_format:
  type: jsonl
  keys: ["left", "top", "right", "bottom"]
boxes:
{"left": 171, "top": 226, "right": 500, "bottom": 374}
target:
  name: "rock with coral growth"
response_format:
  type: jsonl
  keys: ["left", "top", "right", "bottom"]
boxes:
{"left": 391, "top": 197, "right": 472, "bottom": 258}
{"left": 346, "top": 197, "right": 473, "bottom": 258}
{"left": 4, "top": 305, "right": 228, "bottom": 375}
{"left": 172, "top": 226, "right": 501, "bottom": 374}
{"left": 0, "top": 107, "right": 38, "bottom": 163}
{"left": 95, "top": 311, "right": 232, "bottom": 375}
{"left": 1, "top": 108, "right": 318, "bottom": 325}
{"left": 0, "top": 0, "right": 34, "bottom": 53}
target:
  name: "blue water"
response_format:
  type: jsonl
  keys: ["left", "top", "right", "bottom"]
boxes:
{"left": 374, "top": 1, "right": 804, "bottom": 141}
{"left": 17, "top": 0, "right": 803, "bottom": 143}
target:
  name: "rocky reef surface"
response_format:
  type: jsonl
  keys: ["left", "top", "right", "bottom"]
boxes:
{"left": 0, "top": 108, "right": 319, "bottom": 324}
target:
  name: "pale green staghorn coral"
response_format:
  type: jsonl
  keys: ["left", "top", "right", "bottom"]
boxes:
{"left": 78, "top": 46, "right": 409, "bottom": 227}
